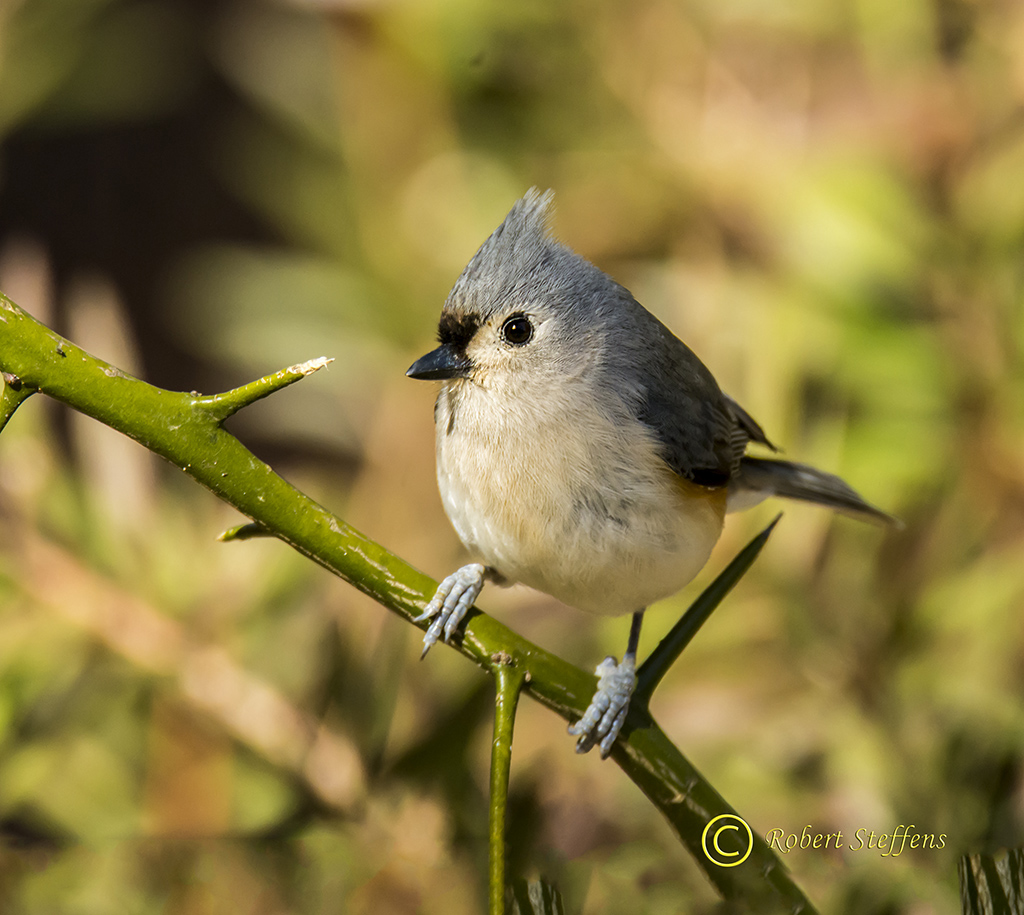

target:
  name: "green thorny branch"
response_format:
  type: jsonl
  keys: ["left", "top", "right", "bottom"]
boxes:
{"left": 0, "top": 292, "right": 815, "bottom": 914}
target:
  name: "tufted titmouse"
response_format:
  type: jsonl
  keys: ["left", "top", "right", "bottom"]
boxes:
{"left": 407, "top": 189, "right": 893, "bottom": 758}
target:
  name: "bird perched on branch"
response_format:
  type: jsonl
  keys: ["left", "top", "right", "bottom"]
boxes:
{"left": 407, "top": 189, "right": 893, "bottom": 758}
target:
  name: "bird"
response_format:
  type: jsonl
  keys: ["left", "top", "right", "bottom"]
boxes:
{"left": 406, "top": 189, "right": 893, "bottom": 758}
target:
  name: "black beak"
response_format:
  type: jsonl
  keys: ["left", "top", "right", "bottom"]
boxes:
{"left": 406, "top": 343, "right": 472, "bottom": 380}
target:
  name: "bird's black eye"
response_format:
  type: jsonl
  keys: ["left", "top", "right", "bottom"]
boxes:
{"left": 500, "top": 314, "right": 533, "bottom": 347}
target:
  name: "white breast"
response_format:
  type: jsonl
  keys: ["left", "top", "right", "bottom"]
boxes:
{"left": 434, "top": 378, "right": 726, "bottom": 616}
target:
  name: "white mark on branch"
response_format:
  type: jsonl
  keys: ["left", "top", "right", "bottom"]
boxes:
{"left": 288, "top": 356, "right": 334, "bottom": 376}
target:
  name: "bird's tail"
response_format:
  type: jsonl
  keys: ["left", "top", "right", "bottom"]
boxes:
{"left": 728, "top": 456, "right": 898, "bottom": 526}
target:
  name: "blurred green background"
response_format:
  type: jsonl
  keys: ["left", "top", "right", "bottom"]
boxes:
{"left": 1, "top": 0, "right": 1023, "bottom": 911}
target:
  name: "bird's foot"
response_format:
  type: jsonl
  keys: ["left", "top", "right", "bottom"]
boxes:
{"left": 568, "top": 653, "right": 637, "bottom": 758}
{"left": 416, "top": 563, "right": 488, "bottom": 658}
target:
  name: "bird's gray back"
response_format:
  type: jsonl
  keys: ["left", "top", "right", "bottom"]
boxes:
{"left": 592, "top": 287, "right": 742, "bottom": 487}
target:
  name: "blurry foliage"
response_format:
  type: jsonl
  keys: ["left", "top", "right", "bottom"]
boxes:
{"left": 1, "top": 0, "right": 1023, "bottom": 911}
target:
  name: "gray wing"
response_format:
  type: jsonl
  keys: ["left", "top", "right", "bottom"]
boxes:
{"left": 626, "top": 307, "right": 759, "bottom": 487}
{"left": 611, "top": 295, "right": 895, "bottom": 524}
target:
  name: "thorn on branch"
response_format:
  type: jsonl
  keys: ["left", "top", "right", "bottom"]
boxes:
{"left": 1, "top": 373, "right": 36, "bottom": 433}
{"left": 218, "top": 522, "right": 274, "bottom": 542}
{"left": 195, "top": 357, "right": 334, "bottom": 423}
{"left": 633, "top": 515, "right": 780, "bottom": 706}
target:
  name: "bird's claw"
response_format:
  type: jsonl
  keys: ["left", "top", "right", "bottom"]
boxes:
{"left": 416, "top": 563, "right": 487, "bottom": 658}
{"left": 568, "top": 654, "right": 637, "bottom": 758}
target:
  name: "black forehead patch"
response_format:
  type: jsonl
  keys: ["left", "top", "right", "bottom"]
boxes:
{"left": 437, "top": 312, "right": 480, "bottom": 350}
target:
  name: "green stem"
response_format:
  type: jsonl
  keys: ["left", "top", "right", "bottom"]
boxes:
{"left": 613, "top": 717, "right": 815, "bottom": 913}
{"left": 489, "top": 658, "right": 527, "bottom": 915}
